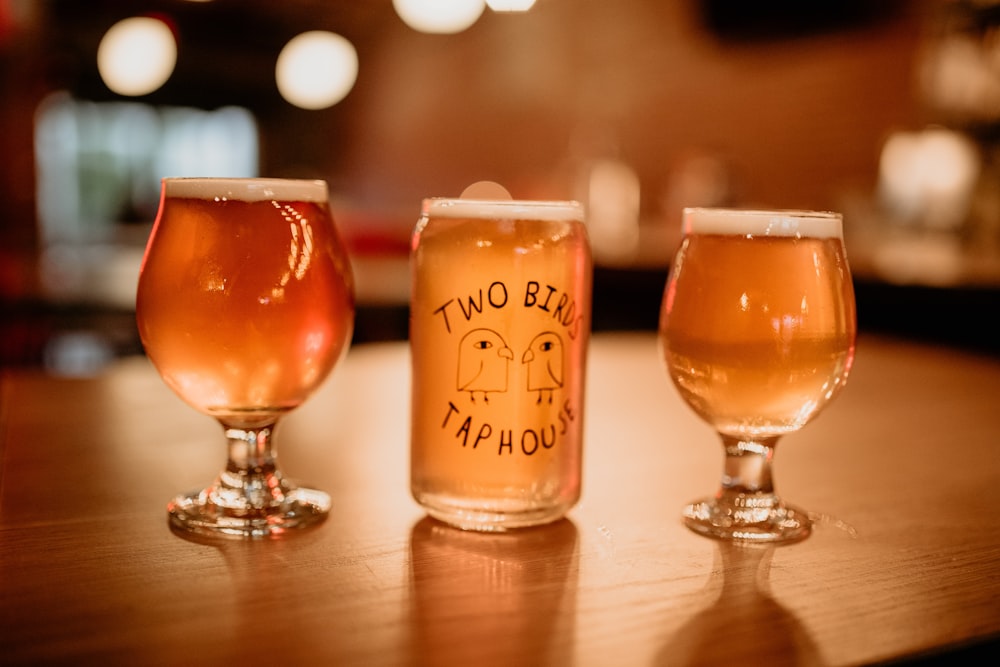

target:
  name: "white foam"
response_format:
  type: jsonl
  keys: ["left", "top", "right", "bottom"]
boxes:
{"left": 683, "top": 207, "right": 843, "bottom": 239}
{"left": 423, "top": 198, "right": 585, "bottom": 222}
{"left": 163, "top": 178, "right": 328, "bottom": 203}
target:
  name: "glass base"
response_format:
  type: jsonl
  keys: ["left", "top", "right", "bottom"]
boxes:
{"left": 416, "top": 492, "right": 573, "bottom": 532}
{"left": 168, "top": 486, "right": 330, "bottom": 539}
{"left": 682, "top": 497, "right": 811, "bottom": 544}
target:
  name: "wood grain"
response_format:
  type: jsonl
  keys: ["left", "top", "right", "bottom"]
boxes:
{"left": 2, "top": 332, "right": 998, "bottom": 665}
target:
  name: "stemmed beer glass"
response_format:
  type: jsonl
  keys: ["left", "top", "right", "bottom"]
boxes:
{"left": 659, "top": 208, "right": 856, "bottom": 543}
{"left": 136, "top": 178, "right": 355, "bottom": 538}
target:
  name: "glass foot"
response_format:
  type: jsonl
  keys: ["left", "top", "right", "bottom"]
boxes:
{"left": 682, "top": 497, "right": 811, "bottom": 544}
{"left": 168, "top": 486, "right": 330, "bottom": 539}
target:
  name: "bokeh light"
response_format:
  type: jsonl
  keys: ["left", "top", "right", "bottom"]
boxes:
{"left": 486, "top": 0, "right": 537, "bottom": 11}
{"left": 879, "top": 127, "right": 980, "bottom": 230}
{"left": 393, "top": 0, "right": 486, "bottom": 34}
{"left": 97, "top": 16, "right": 177, "bottom": 96}
{"left": 276, "top": 31, "right": 359, "bottom": 110}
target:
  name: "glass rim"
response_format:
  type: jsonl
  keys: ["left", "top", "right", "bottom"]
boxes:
{"left": 681, "top": 207, "right": 843, "bottom": 238}
{"left": 682, "top": 207, "right": 842, "bottom": 220}
{"left": 422, "top": 197, "right": 585, "bottom": 221}
{"left": 162, "top": 177, "right": 329, "bottom": 202}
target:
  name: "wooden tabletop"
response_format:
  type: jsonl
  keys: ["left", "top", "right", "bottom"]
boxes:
{"left": 2, "top": 332, "right": 999, "bottom": 666}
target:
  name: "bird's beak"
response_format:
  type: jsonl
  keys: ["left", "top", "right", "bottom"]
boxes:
{"left": 521, "top": 349, "right": 533, "bottom": 362}
{"left": 500, "top": 347, "right": 514, "bottom": 360}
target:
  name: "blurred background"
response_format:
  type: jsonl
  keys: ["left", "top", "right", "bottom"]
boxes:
{"left": 2, "top": 0, "right": 999, "bottom": 375}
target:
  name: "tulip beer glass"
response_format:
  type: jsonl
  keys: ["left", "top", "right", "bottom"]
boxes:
{"left": 659, "top": 208, "right": 856, "bottom": 542}
{"left": 136, "top": 178, "right": 355, "bottom": 538}
{"left": 410, "top": 197, "right": 592, "bottom": 531}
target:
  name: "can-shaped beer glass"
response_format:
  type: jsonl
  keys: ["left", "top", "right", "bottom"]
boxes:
{"left": 410, "top": 198, "right": 592, "bottom": 531}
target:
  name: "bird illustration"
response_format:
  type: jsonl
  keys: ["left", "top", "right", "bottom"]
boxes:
{"left": 457, "top": 328, "right": 514, "bottom": 403}
{"left": 522, "top": 331, "right": 564, "bottom": 404}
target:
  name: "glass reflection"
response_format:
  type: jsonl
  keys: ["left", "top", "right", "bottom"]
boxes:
{"left": 656, "top": 543, "right": 824, "bottom": 666}
{"left": 407, "top": 517, "right": 578, "bottom": 665}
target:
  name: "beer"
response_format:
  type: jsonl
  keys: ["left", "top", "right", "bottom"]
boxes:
{"left": 410, "top": 198, "right": 592, "bottom": 531}
{"left": 136, "top": 178, "right": 355, "bottom": 425}
{"left": 660, "top": 208, "right": 857, "bottom": 542}
{"left": 660, "top": 209, "right": 856, "bottom": 438}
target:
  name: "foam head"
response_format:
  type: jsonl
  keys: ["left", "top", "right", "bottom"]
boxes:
{"left": 422, "top": 198, "right": 585, "bottom": 222}
{"left": 682, "top": 207, "right": 843, "bottom": 239}
{"left": 163, "top": 177, "right": 329, "bottom": 203}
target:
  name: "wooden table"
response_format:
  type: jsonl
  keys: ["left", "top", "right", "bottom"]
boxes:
{"left": 2, "top": 332, "right": 998, "bottom": 665}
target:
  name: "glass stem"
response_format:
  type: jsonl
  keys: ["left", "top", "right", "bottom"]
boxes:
{"left": 717, "top": 435, "right": 781, "bottom": 512}
{"left": 214, "top": 421, "right": 289, "bottom": 513}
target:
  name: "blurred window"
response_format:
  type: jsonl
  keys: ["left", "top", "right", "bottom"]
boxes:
{"left": 34, "top": 92, "right": 259, "bottom": 245}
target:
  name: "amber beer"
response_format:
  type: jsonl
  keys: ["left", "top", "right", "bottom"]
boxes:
{"left": 410, "top": 198, "right": 592, "bottom": 531}
{"left": 660, "top": 208, "right": 856, "bottom": 437}
{"left": 136, "top": 178, "right": 354, "bottom": 424}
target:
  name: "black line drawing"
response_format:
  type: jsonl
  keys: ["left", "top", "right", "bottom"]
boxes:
{"left": 457, "top": 328, "right": 514, "bottom": 403}
{"left": 522, "top": 331, "right": 564, "bottom": 404}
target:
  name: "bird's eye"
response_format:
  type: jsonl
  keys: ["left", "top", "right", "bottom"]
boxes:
{"left": 475, "top": 340, "right": 493, "bottom": 350}
{"left": 541, "top": 341, "right": 553, "bottom": 351}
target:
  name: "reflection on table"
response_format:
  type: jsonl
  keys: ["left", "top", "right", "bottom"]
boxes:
{"left": 1, "top": 332, "right": 999, "bottom": 665}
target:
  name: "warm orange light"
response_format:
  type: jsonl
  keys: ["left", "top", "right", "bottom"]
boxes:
{"left": 487, "top": 0, "right": 537, "bottom": 11}
{"left": 276, "top": 31, "right": 358, "bottom": 110}
{"left": 879, "top": 128, "right": 980, "bottom": 230}
{"left": 393, "top": 0, "right": 486, "bottom": 34}
{"left": 97, "top": 17, "right": 177, "bottom": 96}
